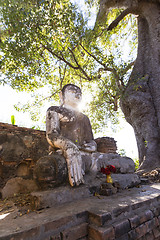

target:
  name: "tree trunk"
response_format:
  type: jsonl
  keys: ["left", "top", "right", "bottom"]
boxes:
{"left": 120, "top": 2, "right": 160, "bottom": 171}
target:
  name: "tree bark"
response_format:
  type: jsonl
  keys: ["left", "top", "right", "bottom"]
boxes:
{"left": 120, "top": 2, "right": 160, "bottom": 171}
{"left": 97, "top": 0, "right": 160, "bottom": 171}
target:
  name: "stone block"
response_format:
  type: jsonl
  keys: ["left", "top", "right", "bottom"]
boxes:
{"left": 153, "top": 227, "right": 160, "bottom": 238}
{"left": 76, "top": 211, "right": 88, "bottom": 222}
{"left": 115, "top": 233, "right": 129, "bottom": 240}
{"left": 112, "top": 173, "right": 140, "bottom": 189}
{"left": 145, "top": 231, "right": 155, "bottom": 240}
{"left": 154, "top": 217, "right": 159, "bottom": 227}
{"left": 152, "top": 206, "right": 160, "bottom": 217}
{"left": 139, "top": 210, "right": 154, "bottom": 224}
{"left": 135, "top": 223, "right": 148, "bottom": 239}
{"left": 129, "top": 215, "right": 140, "bottom": 229}
{"left": 44, "top": 216, "right": 73, "bottom": 233}
{"left": 93, "top": 152, "right": 135, "bottom": 173}
{"left": 88, "top": 224, "right": 115, "bottom": 240}
{"left": 99, "top": 188, "right": 113, "bottom": 196}
{"left": 100, "top": 183, "right": 118, "bottom": 195}
{"left": 31, "top": 186, "right": 91, "bottom": 209}
{"left": 113, "top": 219, "right": 131, "bottom": 238}
{"left": 50, "top": 235, "right": 61, "bottom": 240}
{"left": 94, "top": 137, "right": 117, "bottom": 154}
{"left": 1, "top": 177, "right": 38, "bottom": 198}
{"left": 7, "top": 226, "right": 41, "bottom": 240}
{"left": 131, "top": 201, "right": 143, "bottom": 210}
{"left": 145, "top": 218, "right": 158, "bottom": 233}
{"left": 33, "top": 153, "right": 68, "bottom": 189}
{"left": 89, "top": 211, "right": 112, "bottom": 226}
{"left": 128, "top": 229, "right": 138, "bottom": 240}
{"left": 112, "top": 205, "right": 130, "bottom": 218}
{"left": 62, "top": 222, "right": 88, "bottom": 240}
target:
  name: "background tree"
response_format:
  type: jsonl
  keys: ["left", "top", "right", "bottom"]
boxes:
{"left": 95, "top": 0, "right": 160, "bottom": 171}
{"left": 0, "top": 0, "right": 136, "bottom": 123}
{"left": 0, "top": 0, "right": 159, "bottom": 172}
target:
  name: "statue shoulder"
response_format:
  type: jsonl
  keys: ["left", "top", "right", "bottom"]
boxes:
{"left": 47, "top": 106, "right": 76, "bottom": 121}
{"left": 47, "top": 106, "right": 60, "bottom": 113}
{"left": 79, "top": 112, "right": 92, "bottom": 125}
{"left": 80, "top": 112, "right": 90, "bottom": 121}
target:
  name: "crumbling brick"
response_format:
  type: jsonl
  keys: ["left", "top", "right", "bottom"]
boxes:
{"left": 62, "top": 222, "right": 88, "bottom": 240}
{"left": 113, "top": 219, "right": 131, "bottom": 238}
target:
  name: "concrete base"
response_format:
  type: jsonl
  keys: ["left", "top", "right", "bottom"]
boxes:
{"left": 30, "top": 173, "right": 140, "bottom": 209}
{"left": 1, "top": 183, "right": 160, "bottom": 239}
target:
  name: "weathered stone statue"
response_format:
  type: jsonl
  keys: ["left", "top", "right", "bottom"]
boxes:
{"left": 46, "top": 84, "right": 97, "bottom": 186}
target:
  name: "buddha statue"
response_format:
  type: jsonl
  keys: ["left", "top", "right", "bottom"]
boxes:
{"left": 46, "top": 84, "right": 97, "bottom": 186}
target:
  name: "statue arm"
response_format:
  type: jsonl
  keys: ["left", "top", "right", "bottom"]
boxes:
{"left": 81, "top": 140, "right": 97, "bottom": 152}
{"left": 46, "top": 107, "right": 84, "bottom": 186}
{"left": 80, "top": 115, "right": 97, "bottom": 152}
{"left": 46, "top": 108, "right": 61, "bottom": 147}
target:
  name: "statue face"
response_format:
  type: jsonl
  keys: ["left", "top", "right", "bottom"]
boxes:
{"left": 63, "top": 85, "right": 82, "bottom": 108}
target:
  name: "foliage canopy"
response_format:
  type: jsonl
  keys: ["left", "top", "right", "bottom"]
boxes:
{"left": 0, "top": 0, "right": 138, "bottom": 132}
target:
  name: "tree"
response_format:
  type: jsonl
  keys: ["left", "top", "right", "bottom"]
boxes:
{"left": 95, "top": 0, "right": 160, "bottom": 171}
{"left": 0, "top": 0, "right": 136, "bottom": 123}
{"left": 0, "top": 0, "right": 159, "bottom": 172}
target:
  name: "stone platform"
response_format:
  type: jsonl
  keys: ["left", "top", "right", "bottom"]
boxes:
{"left": 1, "top": 183, "right": 160, "bottom": 240}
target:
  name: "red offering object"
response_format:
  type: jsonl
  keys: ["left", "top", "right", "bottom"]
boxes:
{"left": 100, "top": 165, "right": 116, "bottom": 175}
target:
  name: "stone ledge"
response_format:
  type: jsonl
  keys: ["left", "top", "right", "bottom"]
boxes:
{"left": 1, "top": 184, "right": 160, "bottom": 239}
{"left": 31, "top": 185, "right": 92, "bottom": 209}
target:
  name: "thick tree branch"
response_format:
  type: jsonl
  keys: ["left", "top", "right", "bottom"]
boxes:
{"left": 97, "top": 6, "right": 139, "bottom": 36}
{"left": 122, "top": 60, "right": 135, "bottom": 74}
{"left": 59, "top": 63, "right": 67, "bottom": 89}
{"left": 80, "top": 44, "right": 123, "bottom": 88}
{"left": 107, "top": 8, "right": 136, "bottom": 31}
{"left": 41, "top": 43, "right": 80, "bottom": 70}
{"left": 80, "top": 43, "right": 106, "bottom": 68}
{"left": 41, "top": 43, "right": 92, "bottom": 81}
{"left": 119, "top": 61, "right": 135, "bottom": 87}
{"left": 68, "top": 48, "right": 92, "bottom": 81}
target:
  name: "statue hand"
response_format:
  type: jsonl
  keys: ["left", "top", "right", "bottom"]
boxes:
{"left": 64, "top": 143, "right": 84, "bottom": 186}
{"left": 46, "top": 134, "right": 84, "bottom": 186}
{"left": 81, "top": 141, "right": 97, "bottom": 153}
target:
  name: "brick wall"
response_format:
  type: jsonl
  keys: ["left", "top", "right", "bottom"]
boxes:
{"left": 2, "top": 189, "right": 160, "bottom": 239}
{"left": 88, "top": 196, "right": 160, "bottom": 240}
{"left": 95, "top": 137, "right": 117, "bottom": 154}
{"left": 1, "top": 211, "right": 89, "bottom": 240}
{"left": 0, "top": 122, "right": 49, "bottom": 188}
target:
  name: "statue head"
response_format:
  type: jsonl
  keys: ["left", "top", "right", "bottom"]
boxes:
{"left": 60, "top": 84, "right": 82, "bottom": 110}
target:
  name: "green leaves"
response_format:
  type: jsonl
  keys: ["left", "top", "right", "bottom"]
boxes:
{"left": 0, "top": 0, "right": 138, "bottom": 131}
{"left": 0, "top": 0, "right": 85, "bottom": 89}
{"left": 11, "top": 115, "right": 15, "bottom": 125}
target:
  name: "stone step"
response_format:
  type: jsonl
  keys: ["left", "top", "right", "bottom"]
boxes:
{"left": 88, "top": 211, "right": 112, "bottom": 227}
{"left": 88, "top": 224, "right": 115, "bottom": 240}
{"left": 1, "top": 184, "right": 160, "bottom": 240}
{"left": 31, "top": 185, "right": 92, "bottom": 210}
{"left": 88, "top": 213, "right": 160, "bottom": 240}
{"left": 88, "top": 200, "right": 160, "bottom": 240}
{"left": 0, "top": 209, "right": 88, "bottom": 240}
{"left": 30, "top": 173, "right": 141, "bottom": 210}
